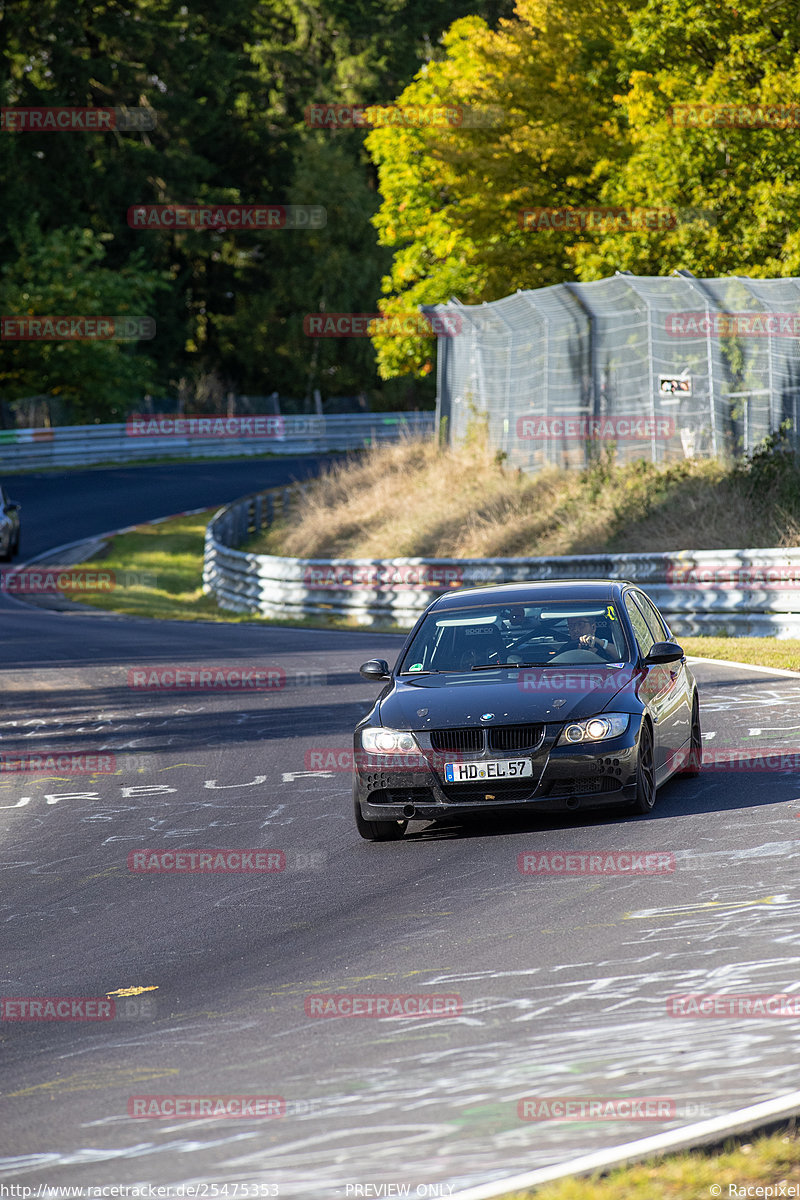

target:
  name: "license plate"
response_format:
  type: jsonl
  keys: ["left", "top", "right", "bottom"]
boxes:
{"left": 444, "top": 759, "right": 533, "bottom": 783}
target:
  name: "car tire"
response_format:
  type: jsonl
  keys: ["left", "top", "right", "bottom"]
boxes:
{"left": 631, "top": 720, "right": 657, "bottom": 814}
{"left": 682, "top": 695, "right": 702, "bottom": 778}
{"left": 354, "top": 792, "right": 408, "bottom": 842}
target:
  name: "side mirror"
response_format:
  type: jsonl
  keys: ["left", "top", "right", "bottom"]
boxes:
{"left": 359, "top": 659, "right": 391, "bottom": 681}
{"left": 645, "top": 641, "right": 684, "bottom": 665}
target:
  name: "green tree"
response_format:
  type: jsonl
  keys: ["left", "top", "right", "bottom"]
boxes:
{"left": 366, "top": 0, "right": 630, "bottom": 377}
{"left": 0, "top": 225, "right": 164, "bottom": 422}
{"left": 570, "top": 0, "right": 800, "bottom": 280}
{"left": 1, "top": 0, "right": 514, "bottom": 413}
{"left": 366, "top": 0, "right": 800, "bottom": 383}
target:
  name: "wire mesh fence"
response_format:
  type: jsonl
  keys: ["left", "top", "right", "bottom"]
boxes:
{"left": 425, "top": 271, "right": 800, "bottom": 472}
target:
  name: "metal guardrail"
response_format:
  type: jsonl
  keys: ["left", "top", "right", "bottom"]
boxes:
{"left": 203, "top": 487, "right": 800, "bottom": 635}
{"left": 0, "top": 413, "right": 435, "bottom": 471}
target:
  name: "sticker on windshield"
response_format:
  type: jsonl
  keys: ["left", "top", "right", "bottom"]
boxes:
{"left": 408, "top": 663, "right": 424, "bottom": 672}
{"left": 606, "top": 605, "right": 616, "bottom": 621}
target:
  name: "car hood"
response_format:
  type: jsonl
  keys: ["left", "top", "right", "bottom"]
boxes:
{"left": 379, "top": 667, "right": 639, "bottom": 730}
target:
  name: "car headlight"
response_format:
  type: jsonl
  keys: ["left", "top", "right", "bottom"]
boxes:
{"left": 557, "top": 713, "right": 629, "bottom": 746}
{"left": 361, "top": 727, "right": 419, "bottom": 754}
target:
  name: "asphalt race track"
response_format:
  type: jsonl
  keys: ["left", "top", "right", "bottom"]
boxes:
{"left": 2, "top": 457, "right": 329, "bottom": 561}
{"left": 2, "top": 460, "right": 800, "bottom": 1196}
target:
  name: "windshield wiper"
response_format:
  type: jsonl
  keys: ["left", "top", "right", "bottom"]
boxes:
{"left": 400, "top": 669, "right": 448, "bottom": 676}
{"left": 470, "top": 662, "right": 544, "bottom": 671}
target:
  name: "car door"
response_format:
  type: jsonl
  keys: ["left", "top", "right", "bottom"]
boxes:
{"left": 623, "top": 591, "right": 675, "bottom": 775}
{"left": 632, "top": 589, "right": 693, "bottom": 768}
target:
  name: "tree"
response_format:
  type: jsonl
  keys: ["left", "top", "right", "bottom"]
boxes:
{"left": 570, "top": 0, "right": 800, "bottom": 280}
{"left": 0, "top": 224, "right": 164, "bottom": 422}
{"left": 0, "top": 0, "right": 515, "bottom": 414}
{"left": 366, "top": 0, "right": 630, "bottom": 377}
{"left": 366, "top": 0, "right": 800, "bottom": 383}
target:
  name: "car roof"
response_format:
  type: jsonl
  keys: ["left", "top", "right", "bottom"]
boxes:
{"left": 429, "top": 578, "right": 636, "bottom": 611}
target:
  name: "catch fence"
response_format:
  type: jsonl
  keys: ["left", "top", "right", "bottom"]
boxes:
{"left": 425, "top": 272, "right": 800, "bottom": 472}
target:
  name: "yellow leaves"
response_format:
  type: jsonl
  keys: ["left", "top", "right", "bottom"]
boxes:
{"left": 364, "top": 0, "right": 636, "bottom": 376}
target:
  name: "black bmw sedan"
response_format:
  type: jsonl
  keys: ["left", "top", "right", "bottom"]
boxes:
{"left": 353, "top": 579, "right": 701, "bottom": 840}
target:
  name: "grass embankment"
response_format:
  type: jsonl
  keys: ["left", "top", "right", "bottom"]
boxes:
{"left": 499, "top": 1125, "right": 800, "bottom": 1200}
{"left": 244, "top": 433, "right": 800, "bottom": 559}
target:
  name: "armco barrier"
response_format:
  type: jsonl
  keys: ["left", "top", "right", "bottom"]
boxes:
{"left": 203, "top": 489, "right": 800, "bottom": 635}
{"left": 0, "top": 413, "right": 435, "bottom": 471}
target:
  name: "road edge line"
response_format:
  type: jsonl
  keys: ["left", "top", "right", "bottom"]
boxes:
{"left": 448, "top": 1089, "right": 800, "bottom": 1199}
{"left": 686, "top": 654, "right": 800, "bottom": 679}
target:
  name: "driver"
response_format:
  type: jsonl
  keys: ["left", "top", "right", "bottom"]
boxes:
{"left": 562, "top": 615, "right": 616, "bottom": 661}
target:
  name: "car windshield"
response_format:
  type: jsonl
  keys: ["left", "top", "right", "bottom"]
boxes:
{"left": 397, "top": 600, "right": 630, "bottom": 673}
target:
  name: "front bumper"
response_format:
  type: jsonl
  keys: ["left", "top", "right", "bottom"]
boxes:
{"left": 354, "top": 724, "right": 641, "bottom": 820}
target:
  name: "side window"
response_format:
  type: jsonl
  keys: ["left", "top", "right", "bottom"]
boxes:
{"left": 634, "top": 591, "right": 670, "bottom": 644}
{"left": 624, "top": 594, "right": 655, "bottom": 657}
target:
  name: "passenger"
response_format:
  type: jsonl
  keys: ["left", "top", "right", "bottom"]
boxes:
{"left": 504, "top": 605, "right": 527, "bottom": 628}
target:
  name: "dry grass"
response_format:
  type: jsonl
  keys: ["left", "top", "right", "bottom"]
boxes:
{"left": 248, "top": 434, "right": 800, "bottom": 560}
